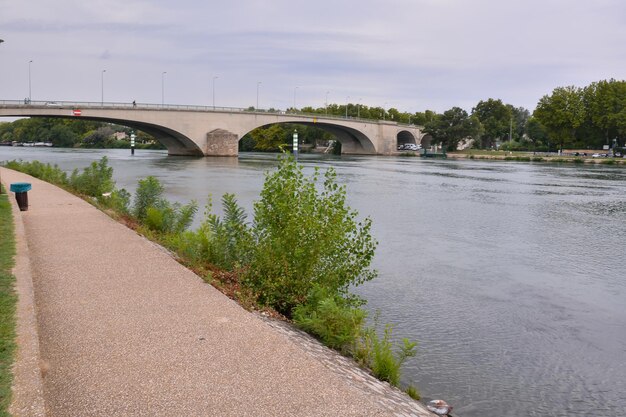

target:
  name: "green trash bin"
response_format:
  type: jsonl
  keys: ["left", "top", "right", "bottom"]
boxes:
{"left": 10, "top": 182, "right": 32, "bottom": 211}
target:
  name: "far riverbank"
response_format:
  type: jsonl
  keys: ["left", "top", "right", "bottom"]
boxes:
{"left": 446, "top": 150, "right": 626, "bottom": 164}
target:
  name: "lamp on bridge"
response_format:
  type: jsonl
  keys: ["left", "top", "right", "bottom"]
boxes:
{"left": 325, "top": 91, "right": 329, "bottom": 115}
{"left": 256, "top": 81, "right": 261, "bottom": 110}
{"left": 293, "top": 129, "right": 299, "bottom": 160}
{"left": 101, "top": 69, "right": 106, "bottom": 106}
{"left": 212, "top": 76, "right": 218, "bottom": 109}
{"left": 162, "top": 72, "right": 167, "bottom": 106}
{"left": 29, "top": 60, "right": 34, "bottom": 103}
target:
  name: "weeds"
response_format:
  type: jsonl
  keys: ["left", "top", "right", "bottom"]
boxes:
{"left": 0, "top": 187, "right": 17, "bottom": 414}
{"left": 68, "top": 157, "right": 114, "bottom": 197}
{"left": 293, "top": 285, "right": 367, "bottom": 352}
{"left": 356, "top": 324, "right": 417, "bottom": 385}
{"left": 406, "top": 385, "right": 421, "bottom": 400}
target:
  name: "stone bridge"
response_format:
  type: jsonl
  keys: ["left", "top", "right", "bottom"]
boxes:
{"left": 0, "top": 100, "right": 425, "bottom": 156}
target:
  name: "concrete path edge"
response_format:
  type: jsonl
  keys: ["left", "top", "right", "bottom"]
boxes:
{"left": 2, "top": 174, "right": 47, "bottom": 417}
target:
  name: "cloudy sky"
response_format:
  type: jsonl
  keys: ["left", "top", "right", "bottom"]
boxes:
{"left": 1, "top": 0, "right": 624, "bottom": 114}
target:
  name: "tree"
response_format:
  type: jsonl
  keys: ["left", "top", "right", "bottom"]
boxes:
{"left": 49, "top": 124, "right": 78, "bottom": 147}
{"left": 526, "top": 117, "right": 549, "bottom": 148}
{"left": 509, "top": 106, "right": 530, "bottom": 140}
{"left": 584, "top": 79, "right": 626, "bottom": 147}
{"left": 533, "top": 86, "right": 585, "bottom": 150}
{"left": 472, "top": 99, "right": 512, "bottom": 148}
{"left": 246, "top": 124, "right": 289, "bottom": 151}
{"left": 424, "top": 107, "right": 483, "bottom": 151}
{"left": 82, "top": 126, "right": 115, "bottom": 148}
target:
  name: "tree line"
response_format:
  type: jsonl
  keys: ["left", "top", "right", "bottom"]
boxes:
{"left": 294, "top": 78, "right": 625, "bottom": 152}
{"left": 0, "top": 117, "right": 162, "bottom": 149}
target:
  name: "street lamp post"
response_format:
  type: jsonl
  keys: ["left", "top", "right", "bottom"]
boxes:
{"left": 101, "top": 69, "right": 106, "bottom": 106}
{"left": 345, "top": 96, "right": 350, "bottom": 118}
{"left": 325, "top": 91, "right": 329, "bottom": 115}
{"left": 256, "top": 81, "right": 261, "bottom": 110}
{"left": 382, "top": 102, "right": 387, "bottom": 120}
{"left": 29, "top": 60, "right": 33, "bottom": 103}
{"left": 293, "top": 86, "right": 298, "bottom": 111}
{"left": 161, "top": 72, "right": 167, "bottom": 106}
{"left": 212, "top": 76, "right": 218, "bottom": 109}
{"left": 357, "top": 98, "right": 362, "bottom": 118}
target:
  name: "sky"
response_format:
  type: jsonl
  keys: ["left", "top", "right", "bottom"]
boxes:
{"left": 0, "top": 0, "right": 624, "bottom": 114}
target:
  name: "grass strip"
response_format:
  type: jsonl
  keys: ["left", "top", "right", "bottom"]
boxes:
{"left": 0, "top": 186, "right": 17, "bottom": 416}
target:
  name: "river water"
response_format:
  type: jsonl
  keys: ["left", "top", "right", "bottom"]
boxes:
{"left": 2, "top": 147, "right": 625, "bottom": 417}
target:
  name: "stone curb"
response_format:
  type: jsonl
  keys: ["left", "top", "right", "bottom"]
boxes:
{"left": 2, "top": 171, "right": 47, "bottom": 417}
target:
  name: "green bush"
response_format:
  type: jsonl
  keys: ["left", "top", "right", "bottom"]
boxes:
{"left": 406, "top": 385, "right": 421, "bottom": 400}
{"left": 68, "top": 157, "right": 114, "bottom": 197}
{"left": 198, "top": 194, "right": 252, "bottom": 269}
{"left": 356, "top": 324, "right": 417, "bottom": 386}
{"left": 293, "top": 285, "right": 367, "bottom": 352}
{"left": 132, "top": 176, "right": 165, "bottom": 221}
{"left": 3, "top": 160, "right": 68, "bottom": 185}
{"left": 167, "top": 194, "right": 252, "bottom": 269}
{"left": 106, "top": 189, "right": 131, "bottom": 214}
{"left": 245, "top": 154, "right": 377, "bottom": 315}
{"left": 130, "top": 176, "right": 197, "bottom": 234}
{"left": 145, "top": 202, "right": 198, "bottom": 234}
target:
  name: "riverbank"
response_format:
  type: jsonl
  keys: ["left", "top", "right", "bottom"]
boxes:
{"left": 1, "top": 167, "right": 436, "bottom": 416}
{"left": 447, "top": 150, "right": 626, "bottom": 164}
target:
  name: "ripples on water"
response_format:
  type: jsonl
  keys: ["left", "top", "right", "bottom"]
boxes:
{"left": 2, "top": 148, "right": 625, "bottom": 417}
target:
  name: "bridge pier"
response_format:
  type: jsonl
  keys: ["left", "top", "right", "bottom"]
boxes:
{"left": 204, "top": 129, "right": 239, "bottom": 156}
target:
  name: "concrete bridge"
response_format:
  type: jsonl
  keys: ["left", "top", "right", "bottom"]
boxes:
{"left": 0, "top": 100, "right": 425, "bottom": 157}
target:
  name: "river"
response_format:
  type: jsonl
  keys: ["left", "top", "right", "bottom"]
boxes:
{"left": 2, "top": 147, "right": 625, "bottom": 417}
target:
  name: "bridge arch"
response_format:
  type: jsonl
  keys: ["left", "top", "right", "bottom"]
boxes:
{"left": 74, "top": 116, "right": 204, "bottom": 156}
{"left": 396, "top": 130, "right": 417, "bottom": 147}
{"left": 239, "top": 121, "right": 377, "bottom": 155}
{"left": 420, "top": 134, "right": 433, "bottom": 148}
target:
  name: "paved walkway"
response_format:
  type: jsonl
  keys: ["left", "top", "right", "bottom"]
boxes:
{"left": 2, "top": 168, "right": 435, "bottom": 417}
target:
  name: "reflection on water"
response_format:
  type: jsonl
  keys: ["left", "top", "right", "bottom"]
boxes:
{"left": 2, "top": 148, "right": 625, "bottom": 417}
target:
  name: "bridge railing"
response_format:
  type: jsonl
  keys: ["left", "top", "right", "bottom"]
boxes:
{"left": 0, "top": 99, "right": 420, "bottom": 128}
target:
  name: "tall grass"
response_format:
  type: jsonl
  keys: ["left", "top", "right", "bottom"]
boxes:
{"left": 0, "top": 186, "right": 17, "bottom": 415}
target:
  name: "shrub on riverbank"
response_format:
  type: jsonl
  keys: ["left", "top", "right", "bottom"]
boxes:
{"left": 132, "top": 176, "right": 198, "bottom": 234}
{"left": 3, "top": 157, "right": 115, "bottom": 199}
{"left": 3, "top": 160, "right": 68, "bottom": 185}
{"left": 355, "top": 323, "right": 417, "bottom": 386}
{"left": 293, "top": 285, "right": 367, "bottom": 352}
{"left": 69, "top": 157, "right": 115, "bottom": 197}
{"left": 246, "top": 155, "right": 377, "bottom": 315}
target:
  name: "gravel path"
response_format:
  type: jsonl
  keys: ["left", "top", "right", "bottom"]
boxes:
{"left": 2, "top": 167, "right": 435, "bottom": 417}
